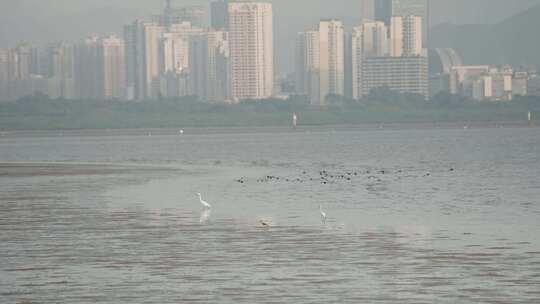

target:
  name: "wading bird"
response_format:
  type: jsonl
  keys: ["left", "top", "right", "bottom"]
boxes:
{"left": 197, "top": 193, "right": 212, "bottom": 210}
{"left": 319, "top": 205, "right": 327, "bottom": 223}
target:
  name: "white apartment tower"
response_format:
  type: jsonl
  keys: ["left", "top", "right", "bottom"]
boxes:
{"left": 318, "top": 20, "right": 345, "bottom": 105}
{"left": 228, "top": 2, "right": 274, "bottom": 101}
{"left": 390, "top": 15, "right": 423, "bottom": 57}
{"left": 297, "top": 20, "right": 344, "bottom": 106}
{"left": 391, "top": 0, "right": 428, "bottom": 46}
{"left": 101, "top": 35, "right": 127, "bottom": 99}
{"left": 295, "top": 31, "right": 320, "bottom": 105}
{"left": 143, "top": 23, "right": 165, "bottom": 99}
{"left": 390, "top": 17, "right": 404, "bottom": 57}
{"left": 161, "top": 33, "right": 190, "bottom": 74}
{"left": 362, "top": 21, "right": 389, "bottom": 57}
{"left": 403, "top": 15, "right": 423, "bottom": 56}
{"left": 40, "top": 42, "right": 76, "bottom": 99}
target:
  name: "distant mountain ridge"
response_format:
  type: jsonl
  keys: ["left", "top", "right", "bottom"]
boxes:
{"left": 430, "top": 4, "right": 540, "bottom": 67}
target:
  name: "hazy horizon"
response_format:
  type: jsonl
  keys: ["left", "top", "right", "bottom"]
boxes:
{"left": 1, "top": 4, "right": 540, "bottom": 301}
{"left": 1, "top": 0, "right": 539, "bottom": 73}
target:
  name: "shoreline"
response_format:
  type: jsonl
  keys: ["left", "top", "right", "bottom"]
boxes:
{"left": 0, "top": 162, "right": 184, "bottom": 177}
{"left": 0, "top": 120, "right": 534, "bottom": 137}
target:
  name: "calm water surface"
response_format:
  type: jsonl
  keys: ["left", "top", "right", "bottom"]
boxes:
{"left": 1, "top": 126, "right": 540, "bottom": 303}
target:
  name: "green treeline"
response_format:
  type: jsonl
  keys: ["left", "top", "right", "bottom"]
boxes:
{"left": 0, "top": 89, "right": 539, "bottom": 130}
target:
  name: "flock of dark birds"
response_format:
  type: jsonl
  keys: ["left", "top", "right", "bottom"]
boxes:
{"left": 234, "top": 167, "right": 456, "bottom": 185}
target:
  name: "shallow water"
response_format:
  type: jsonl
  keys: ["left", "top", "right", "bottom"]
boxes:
{"left": 1, "top": 126, "right": 540, "bottom": 303}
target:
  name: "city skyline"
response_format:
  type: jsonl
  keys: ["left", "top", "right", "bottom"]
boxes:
{"left": 0, "top": 1, "right": 539, "bottom": 103}
{"left": 1, "top": 0, "right": 538, "bottom": 73}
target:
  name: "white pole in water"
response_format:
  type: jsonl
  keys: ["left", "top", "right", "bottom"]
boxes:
{"left": 293, "top": 113, "right": 298, "bottom": 129}
{"left": 528, "top": 111, "right": 532, "bottom": 122}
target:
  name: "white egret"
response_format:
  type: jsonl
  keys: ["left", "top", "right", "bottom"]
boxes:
{"left": 197, "top": 193, "right": 212, "bottom": 209}
{"left": 319, "top": 205, "right": 327, "bottom": 223}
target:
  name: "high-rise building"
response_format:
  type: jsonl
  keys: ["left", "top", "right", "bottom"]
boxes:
{"left": 48, "top": 43, "right": 75, "bottom": 79}
{"left": 168, "top": 22, "right": 205, "bottom": 38}
{"left": 351, "top": 26, "right": 364, "bottom": 99}
{"left": 189, "top": 34, "right": 209, "bottom": 100}
{"left": 161, "top": 33, "right": 190, "bottom": 74}
{"left": 362, "top": 21, "right": 389, "bottom": 57}
{"left": 295, "top": 31, "right": 320, "bottom": 105}
{"left": 296, "top": 20, "right": 345, "bottom": 106}
{"left": 159, "top": 4, "right": 207, "bottom": 28}
{"left": 8, "top": 43, "right": 33, "bottom": 81}
{"left": 389, "top": 17, "right": 404, "bottom": 57}
{"left": 124, "top": 20, "right": 146, "bottom": 100}
{"left": 0, "top": 49, "right": 8, "bottom": 101}
{"left": 402, "top": 15, "right": 423, "bottom": 56}
{"left": 101, "top": 35, "right": 126, "bottom": 99}
{"left": 74, "top": 35, "right": 127, "bottom": 100}
{"left": 374, "top": 0, "right": 392, "bottom": 25}
{"left": 45, "top": 42, "right": 76, "bottom": 99}
{"left": 206, "top": 30, "right": 230, "bottom": 102}
{"left": 373, "top": 0, "right": 428, "bottom": 46}
{"left": 362, "top": 56, "right": 428, "bottom": 98}
{"left": 127, "top": 20, "right": 204, "bottom": 100}
{"left": 75, "top": 35, "right": 103, "bottom": 99}
{"left": 295, "top": 33, "right": 306, "bottom": 95}
{"left": 157, "top": 22, "right": 204, "bottom": 99}
{"left": 344, "top": 31, "right": 353, "bottom": 99}
{"left": 143, "top": 23, "right": 166, "bottom": 99}
{"left": 390, "top": 15, "right": 423, "bottom": 57}
{"left": 211, "top": 0, "right": 229, "bottom": 30}
{"left": 187, "top": 31, "right": 230, "bottom": 102}
{"left": 318, "top": 19, "right": 345, "bottom": 105}
{"left": 1, "top": 43, "right": 61, "bottom": 100}
{"left": 176, "top": 6, "right": 207, "bottom": 28}
{"left": 359, "top": 0, "right": 375, "bottom": 22}
{"left": 353, "top": 14, "right": 427, "bottom": 99}
{"left": 391, "top": 0, "right": 428, "bottom": 46}
{"left": 228, "top": 2, "right": 274, "bottom": 101}
{"left": 28, "top": 47, "right": 41, "bottom": 76}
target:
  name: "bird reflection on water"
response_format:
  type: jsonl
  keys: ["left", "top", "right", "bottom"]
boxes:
{"left": 199, "top": 209, "right": 211, "bottom": 224}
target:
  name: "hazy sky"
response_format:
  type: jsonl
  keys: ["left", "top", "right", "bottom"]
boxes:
{"left": 1, "top": 0, "right": 538, "bottom": 72}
